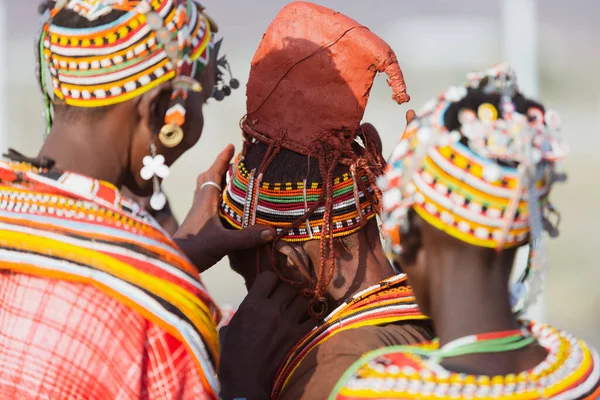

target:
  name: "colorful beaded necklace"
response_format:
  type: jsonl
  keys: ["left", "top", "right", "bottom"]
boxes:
{"left": 331, "top": 321, "right": 600, "bottom": 399}
{"left": 271, "top": 273, "right": 428, "bottom": 398}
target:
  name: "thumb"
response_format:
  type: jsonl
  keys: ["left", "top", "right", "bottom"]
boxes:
{"left": 406, "top": 109, "right": 417, "bottom": 125}
{"left": 222, "top": 224, "right": 276, "bottom": 253}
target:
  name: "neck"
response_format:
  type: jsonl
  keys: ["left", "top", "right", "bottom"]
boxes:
{"left": 326, "top": 228, "right": 395, "bottom": 310}
{"left": 38, "top": 116, "right": 131, "bottom": 186}
{"left": 426, "top": 245, "right": 519, "bottom": 346}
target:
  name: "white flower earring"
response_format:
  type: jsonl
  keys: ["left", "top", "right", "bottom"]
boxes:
{"left": 140, "top": 143, "right": 170, "bottom": 210}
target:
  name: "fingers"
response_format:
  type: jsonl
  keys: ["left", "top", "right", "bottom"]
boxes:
{"left": 221, "top": 224, "right": 276, "bottom": 254}
{"left": 247, "top": 270, "right": 279, "bottom": 300}
{"left": 359, "top": 122, "right": 383, "bottom": 155}
{"left": 196, "top": 144, "right": 235, "bottom": 188}
{"left": 270, "top": 282, "right": 297, "bottom": 308}
{"left": 219, "top": 325, "right": 228, "bottom": 344}
{"left": 275, "top": 242, "right": 312, "bottom": 282}
{"left": 406, "top": 109, "right": 417, "bottom": 125}
{"left": 194, "top": 144, "right": 234, "bottom": 209}
{"left": 300, "top": 316, "right": 318, "bottom": 334}
{"left": 199, "top": 144, "right": 235, "bottom": 185}
{"left": 286, "top": 295, "right": 309, "bottom": 319}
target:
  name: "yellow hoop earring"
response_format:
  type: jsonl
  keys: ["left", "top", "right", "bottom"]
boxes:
{"left": 159, "top": 123, "right": 184, "bottom": 148}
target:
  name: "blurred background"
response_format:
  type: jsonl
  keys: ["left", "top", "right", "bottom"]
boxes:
{"left": 3, "top": 0, "right": 598, "bottom": 345}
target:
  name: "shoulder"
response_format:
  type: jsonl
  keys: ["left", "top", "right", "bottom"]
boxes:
{"left": 279, "top": 322, "right": 433, "bottom": 400}
{"left": 317, "top": 320, "right": 434, "bottom": 358}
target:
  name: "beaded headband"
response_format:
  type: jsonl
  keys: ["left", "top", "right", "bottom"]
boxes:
{"left": 220, "top": 157, "right": 377, "bottom": 242}
{"left": 378, "top": 64, "right": 567, "bottom": 312}
{"left": 36, "top": 0, "right": 215, "bottom": 136}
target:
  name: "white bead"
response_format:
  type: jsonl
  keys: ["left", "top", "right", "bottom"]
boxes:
{"left": 482, "top": 164, "right": 502, "bottom": 182}
{"left": 415, "top": 192, "right": 425, "bottom": 204}
{"left": 440, "top": 211, "right": 455, "bottom": 225}
{"left": 425, "top": 202, "right": 437, "bottom": 214}
{"left": 150, "top": 192, "right": 167, "bottom": 210}
{"left": 417, "top": 126, "right": 434, "bottom": 144}
{"left": 474, "top": 227, "right": 489, "bottom": 239}
{"left": 468, "top": 202, "right": 482, "bottom": 214}
{"left": 458, "top": 221, "right": 471, "bottom": 232}
{"left": 383, "top": 188, "right": 402, "bottom": 210}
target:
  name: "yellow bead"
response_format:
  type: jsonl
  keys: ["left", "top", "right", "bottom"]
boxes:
{"left": 477, "top": 376, "right": 490, "bottom": 386}
{"left": 505, "top": 374, "right": 516, "bottom": 384}
{"left": 464, "top": 375, "right": 476, "bottom": 385}
{"left": 516, "top": 372, "right": 528, "bottom": 382}
{"left": 130, "top": 18, "right": 140, "bottom": 30}
{"left": 118, "top": 26, "right": 129, "bottom": 38}
{"left": 491, "top": 375, "right": 504, "bottom": 385}
{"left": 454, "top": 154, "right": 468, "bottom": 169}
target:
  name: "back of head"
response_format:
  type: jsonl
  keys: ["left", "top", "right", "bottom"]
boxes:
{"left": 378, "top": 64, "right": 567, "bottom": 314}
{"left": 220, "top": 1, "right": 409, "bottom": 318}
{"left": 35, "top": 0, "right": 219, "bottom": 135}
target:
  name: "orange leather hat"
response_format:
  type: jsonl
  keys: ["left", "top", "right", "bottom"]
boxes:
{"left": 242, "top": 1, "right": 410, "bottom": 158}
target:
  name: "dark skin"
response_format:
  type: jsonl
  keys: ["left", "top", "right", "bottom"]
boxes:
{"left": 219, "top": 271, "right": 315, "bottom": 400}
{"left": 398, "top": 204, "right": 548, "bottom": 376}
{"left": 37, "top": 53, "right": 312, "bottom": 397}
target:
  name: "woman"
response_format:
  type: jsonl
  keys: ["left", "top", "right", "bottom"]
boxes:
{"left": 219, "top": 3, "right": 431, "bottom": 399}
{"left": 330, "top": 64, "right": 600, "bottom": 399}
{"left": 0, "top": 1, "right": 309, "bottom": 399}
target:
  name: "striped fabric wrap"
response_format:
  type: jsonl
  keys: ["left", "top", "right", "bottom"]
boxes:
{"left": 40, "top": 0, "right": 213, "bottom": 108}
{"left": 271, "top": 274, "right": 427, "bottom": 398}
{"left": 220, "top": 158, "right": 377, "bottom": 242}
{"left": 0, "top": 160, "right": 221, "bottom": 398}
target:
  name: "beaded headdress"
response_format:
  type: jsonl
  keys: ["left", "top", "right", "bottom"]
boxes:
{"left": 378, "top": 64, "right": 567, "bottom": 313}
{"left": 219, "top": 1, "right": 410, "bottom": 318}
{"left": 35, "top": 0, "right": 217, "bottom": 137}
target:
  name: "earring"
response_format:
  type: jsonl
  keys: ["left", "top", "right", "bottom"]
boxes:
{"left": 140, "top": 143, "right": 170, "bottom": 210}
{"left": 212, "top": 39, "right": 239, "bottom": 101}
{"left": 159, "top": 123, "right": 184, "bottom": 148}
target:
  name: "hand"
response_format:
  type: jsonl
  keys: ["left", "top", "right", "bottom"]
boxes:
{"left": 173, "top": 144, "right": 276, "bottom": 273}
{"left": 219, "top": 271, "right": 316, "bottom": 400}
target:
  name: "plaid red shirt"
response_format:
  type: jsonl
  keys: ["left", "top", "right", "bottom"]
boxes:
{"left": 0, "top": 273, "right": 212, "bottom": 400}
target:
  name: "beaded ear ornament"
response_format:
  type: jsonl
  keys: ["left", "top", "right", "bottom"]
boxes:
{"left": 35, "top": 0, "right": 219, "bottom": 210}
{"left": 378, "top": 64, "right": 568, "bottom": 314}
{"left": 211, "top": 38, "right": 240, "bottom": 101}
